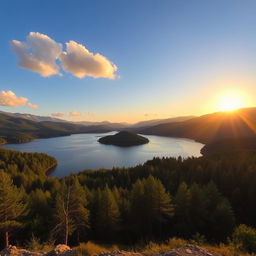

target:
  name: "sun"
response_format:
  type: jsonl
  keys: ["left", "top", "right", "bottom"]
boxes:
{"left": 218, "top": 93, "right": 245, "bottom": 111}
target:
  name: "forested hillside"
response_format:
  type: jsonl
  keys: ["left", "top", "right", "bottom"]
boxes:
{"left": 141, "top": 107, "right": 256, "bottom": 144}
{"left": 0, "top": 113, "right": 115, "bottom": 144}
{"left": 1, "top": 147, "right": 256, "bottom": 252}
{"left": 0, "top": 148, "right": 57, "bottom": 189}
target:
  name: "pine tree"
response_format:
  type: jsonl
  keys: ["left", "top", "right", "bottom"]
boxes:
{"left": 0, "top": 171, "right": 27, "bottom": 247}
{"left": 53, "top": 180, "right": 74, "bottom": 245}
{"left": 173, "top": 182, "right": 191, "bottom": 237}
{"left": 143, "top": 176, "right": 174, "bottom": 237}
{"left": 97, "top": 186, "right": 119, "bottom": 240}
{"left": 188, "top": 183, "right": 208, "bottom": 235}
{"left": 69, "top": 177, "right": 90, "bottom": 243}
{"left": 53, "top": 177, "right": 90, "bottom": 245}
{"left": 130, "top": 179, "right": 146, "bottom": 238}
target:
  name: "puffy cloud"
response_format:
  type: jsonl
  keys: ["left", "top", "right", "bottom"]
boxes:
{"left": 60, "top": 41, "right": 117, "bottom": 79}
{"left": 69, "top": 111, "right": 82, "bottom": 117}
{"left": 11, "top": 32, "right": 62, "bottom": 77}
{"left": 12, "top": 33, "right": 118, "bottom": 79}
{"left": 0, "top": 90, "right": 28, "bottom": 107}
{"left": 28, "top": 103, "right": 39, "bottom": 109}
{"left": 52, "top": 112, "right": 65, "bottom": 118}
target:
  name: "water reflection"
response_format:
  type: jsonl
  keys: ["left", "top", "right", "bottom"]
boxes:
{"left": 2, "top": 132, "right": 204, "bottom": 178}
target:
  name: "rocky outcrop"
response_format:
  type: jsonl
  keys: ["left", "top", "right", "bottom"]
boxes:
{"left": 0, "top": 245, "right": 41, "bottom": 256}
{"left": 45, "top": 245, "right": 73, "bottom": 256}
{"left": 0, "top": 245, "right": 224, "bottom": 256}
{"left": 152, "top": 245, "right": 222, "bottom": 256}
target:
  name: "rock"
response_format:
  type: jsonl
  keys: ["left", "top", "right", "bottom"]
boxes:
{"left": 45, "top": 245, "right": 73, "bottom": 256}
{"left": 0, "top": 244, "right": 223, "bottom": 256}
{"left": 0, "top": 245, "right": 41, "bottom": 256}
{"left": 157, "top": 245, "right": 222, "bottom": 256}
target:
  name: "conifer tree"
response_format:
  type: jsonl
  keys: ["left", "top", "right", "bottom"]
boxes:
{"left": 143, "top": 176, "right": 174, "bottom": 237}
{"left": 97, "top": 186, "right": 120, "bottom": 240}
{"left": 130, "top": 179, "right": 146, "bottom": 238}
{"left": 53, "top": 177, "right": 90, "bottom": 245}
{"left": 174, "top": 182, "right": 191, "bottom": 237}
{"left": 69, "top": 177, "right": 90, "bottom": 243}
{"left": 0, "top": 171, "right": 27, "bottom": 247}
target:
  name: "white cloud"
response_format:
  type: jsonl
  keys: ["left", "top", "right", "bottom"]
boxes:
{"left": 0, "top": 90, "right": 28, "bottom": 107}
{"left": 69, "top": 111, "right": 82, "bottom": 117}
{"left": 60, "top": 41, "right": 117, "bottom": 79}
{"left": 12, "top": 33, "right": 118, "bottom": 79}
{"left": 11, "top": 32, "right": 62, "bottom": 77}
{"left": 52, "top": 112, "right": 65, "bottom": 117}
{"left": 28, "top": 103, "right": 39, "bottom": 109}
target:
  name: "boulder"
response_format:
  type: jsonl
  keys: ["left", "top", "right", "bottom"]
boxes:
{"left": 0, "top": 245, "right": 41, "bottom": 256}
{"left": 45, "top": 245, "right": 73, "bottom": 256}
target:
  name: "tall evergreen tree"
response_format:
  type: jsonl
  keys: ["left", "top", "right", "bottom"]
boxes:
{"left": 53, "top": 177, "right": 90, "bottom": 245}
{"left": 130, "top": 179, "right": 146, "bottom": 239}
{"left": 173, "top": 182, "right": 191, "bottom": 237}
{"left": 143, "top": 176, "right": 174, "bottom": 237}
{"left": 97, "top": 186, "right": 120, "bottom": 240}
{"left": 0, "top": 171, "right": 27, "bottom": 247}
{"left": 69, "top": 177, "right": 90, "bottom": 243}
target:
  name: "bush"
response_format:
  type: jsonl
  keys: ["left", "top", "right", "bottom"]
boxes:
{"left": 232, "top": 224, "right": 256, "bottom": 253}
{"left": 189, "top": 233, "right": 206, "bottom": 245}
{"left": 26, "top": 235, "right": 42, "bottom": 251}
{"left": 74, "top": 242, "right": 120, "bottom": 256}
{"left": 167, "top": 238, "right": 187, "bottom": 249}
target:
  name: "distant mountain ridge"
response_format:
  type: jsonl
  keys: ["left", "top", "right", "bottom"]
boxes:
{"left": 131, "top": 116, "right": 195, "bottom": 128}
{"left": 0, "top": 111, "right": 67, "bottom": 123}
{"left": 0, "top": 112, "right": 116, "bottom": 144}
{"left": 0, "top": 111, "right": 195, "bottom": 129}
{"left": 0, "top": 111, "right": 128, "bottom": 129}
{"left": 2, "top": 108, "right": 256, "bottom": 152}
{"left": 141, "top": 107, "right": 256, "bottom": 144}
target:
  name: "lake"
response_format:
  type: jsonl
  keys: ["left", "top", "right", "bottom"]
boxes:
{"left": 2, "top": 132, "right": 204, "bottom": 177}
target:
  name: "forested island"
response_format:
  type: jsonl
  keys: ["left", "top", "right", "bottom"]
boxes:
{"left": 98, "top": 131, "right": 149, "bottom": 147}
{"left": 1, "top": 146, "right": 256, "bottom": 255}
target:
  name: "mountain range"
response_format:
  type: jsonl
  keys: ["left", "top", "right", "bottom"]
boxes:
{"left": 140, "top": 107, "right": 256, "bottom": 143}
{"left": 1, "top": 108, "right": 256, "bottom": 152}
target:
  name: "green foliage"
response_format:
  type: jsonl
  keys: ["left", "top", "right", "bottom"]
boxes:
{"left": 232, "top": 225, "right": 256, "bottom": 253}
{"left": 0, "top": 147, "right": 255, "bottom": 248}
{"left": 0, "top": 148, "right": 57, "bottom": 191}
{"left": 25, "top": 234, "right": 42, "bottom": 251}
{"left": 98, "top": 131, "right": 149, "bottom": 147}
{"left": 0, "top": 112, "right": 114, "bottom": 144}
{"left": 0, "top": 171, "right": 27, "bottom": 246}
{"left": 189, "top": 233, "right": 206, "bottom": 245}
{"left": 53, "top": 177, "right": 90, "bottom": 245}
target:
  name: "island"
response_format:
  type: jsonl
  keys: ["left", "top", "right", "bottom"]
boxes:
{"left": 98, "top": 131, "right": 149, "bottom": 147}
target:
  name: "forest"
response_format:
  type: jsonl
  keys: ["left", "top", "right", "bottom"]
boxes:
{"left": 1, "top": 147, "right": 256, "bottom": 253}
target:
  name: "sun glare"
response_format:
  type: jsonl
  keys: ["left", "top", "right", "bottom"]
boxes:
{"left": 218, "top": 93, "right": 245, "bottom": 112}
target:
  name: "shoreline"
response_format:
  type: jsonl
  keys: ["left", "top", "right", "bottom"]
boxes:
{"left": 45, "top": 163, "right": 58, "bottom": 176}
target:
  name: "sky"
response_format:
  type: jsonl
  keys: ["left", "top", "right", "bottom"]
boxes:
{"left": 0, "top": 0, "right": 255, "bottom": 123}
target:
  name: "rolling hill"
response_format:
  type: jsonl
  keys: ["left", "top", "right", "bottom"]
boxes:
{"left": 0, "top": 112, "right": 117, "bottom": 144}
{"left": 141, "top": 107, "right": 256, "bottom": 144}
{"left": 131, "top": 115, "right": 195, "bottom": 128}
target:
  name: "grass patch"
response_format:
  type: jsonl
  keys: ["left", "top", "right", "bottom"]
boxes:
{"left": 74, "top": 241, "right": 121, "bottom": 256}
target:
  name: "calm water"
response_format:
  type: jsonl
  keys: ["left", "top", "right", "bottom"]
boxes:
{"left": 2, "top": 132, "right": 204, "bottom": 177}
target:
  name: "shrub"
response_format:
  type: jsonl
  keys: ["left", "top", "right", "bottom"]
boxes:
{"left": 74, "top": 242, "right": 119, "bottom": 256}
{"left": 232, "top": 224, "right": 256, "bottom": 253}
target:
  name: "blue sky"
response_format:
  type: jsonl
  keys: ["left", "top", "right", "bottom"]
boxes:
{"left": 0, "top": 0, "right": 255, "bottom": 123}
